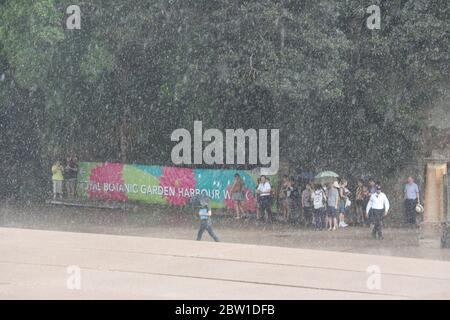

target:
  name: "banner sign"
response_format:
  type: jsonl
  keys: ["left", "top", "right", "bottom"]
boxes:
{"left": 77, "top": 162, "right": 276, "bottom": 212}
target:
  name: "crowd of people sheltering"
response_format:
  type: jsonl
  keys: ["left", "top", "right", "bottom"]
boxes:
{"left": 50, "top": 155, "right": 422, "bottom": 241}
{"left": 230, "top": 173, "right": 422, "bottom": 240}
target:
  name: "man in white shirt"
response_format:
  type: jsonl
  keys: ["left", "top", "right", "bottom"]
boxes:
{"left": 256, "top": 175, "right": 272, "bottom": 223}
{"left": 366, "top": 184, "right": 390, "bottom": 240}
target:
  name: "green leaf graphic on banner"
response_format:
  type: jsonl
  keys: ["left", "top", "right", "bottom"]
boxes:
{"left": 122, "top": 165, "right": 166, "bottom": 204}
{"left": 77, "top": 162, "right": 101, "bottom": 198}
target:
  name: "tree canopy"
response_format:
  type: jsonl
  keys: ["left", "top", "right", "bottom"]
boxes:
{"left": 0, "top": 0, "right": 449, "bottom": 199}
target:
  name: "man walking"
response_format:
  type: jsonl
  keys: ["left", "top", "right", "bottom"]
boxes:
{"left": 404, "top": 176, "right": 419, "bottom": 225}
{"left": 366, "top": 185, "right": 390, "bottom": 240}
{"left": 196, "top": 197, "right": 220, "bottom": 242}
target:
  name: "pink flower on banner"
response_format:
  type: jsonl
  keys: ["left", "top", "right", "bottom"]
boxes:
{"left": 224, "top": 186, "right": 257, "bottom": 213}
{"left": 224, "top": 185, "right": 235, "bottom": 209}
{"left": 159, "top": 167, "right": 196, "bottom": 205}
{"left": 89, "top": 163, "right": 128, "bottom": 202}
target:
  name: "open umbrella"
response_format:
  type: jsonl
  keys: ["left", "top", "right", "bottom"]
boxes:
{"left": 315, "top": 171, "right": 339, "bottom": 179}
{"left": 314, "top": 171, "right": 339, "bottom": 184}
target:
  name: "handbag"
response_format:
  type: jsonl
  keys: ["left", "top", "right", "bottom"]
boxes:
{"left": 345, "top": 197, "right": 351, "bottom": 208}
{"left": 415, "top": 203, "right": 424, "bottom": 214}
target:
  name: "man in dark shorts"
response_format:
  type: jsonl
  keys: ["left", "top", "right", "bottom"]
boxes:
{"left": 326, "top": 181, "right": 340, "bottom": 231}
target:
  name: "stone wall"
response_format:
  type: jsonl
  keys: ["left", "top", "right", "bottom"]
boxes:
{"left": 420, "top": 94, "right": 450, "bottom": 238}
{"left": 383, "top": 94, "right": 449, "bottom": 225}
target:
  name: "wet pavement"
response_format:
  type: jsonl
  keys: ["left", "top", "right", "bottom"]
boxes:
{"left": 1, "top": 202, "right": 449, "bottom": 261}
{"left": 2, "top": 227, "right": 450, "bottom": 299}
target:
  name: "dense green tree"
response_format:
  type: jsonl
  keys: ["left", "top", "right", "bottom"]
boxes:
{"left": 0, "top": 0, "right": 448, "bottom": 199}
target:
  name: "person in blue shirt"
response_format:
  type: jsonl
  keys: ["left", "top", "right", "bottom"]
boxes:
{"left": 404, "top": 176, "right": 420, "bottom": 225}
{"left": 197, "top": 198, "right": 220, "bottom": 242}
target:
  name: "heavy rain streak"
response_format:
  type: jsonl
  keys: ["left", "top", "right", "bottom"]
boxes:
{"left": 0, "top": 0, "right": 450, "bottom": 302}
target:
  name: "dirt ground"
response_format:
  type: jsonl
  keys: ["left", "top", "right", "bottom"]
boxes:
{"left": 1, "top": 202, "right": 449, "bottom": 261}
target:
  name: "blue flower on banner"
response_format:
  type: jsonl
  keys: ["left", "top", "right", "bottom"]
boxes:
{"left": 133, "top": 165, "right": 162, "bottom": 177}
{"left": 194, "top": 169, "right": 257, "bottom": 203}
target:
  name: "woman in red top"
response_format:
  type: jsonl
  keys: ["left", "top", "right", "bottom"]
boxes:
{"left": 231, "top": 173, "right": 245, "bottom": 219}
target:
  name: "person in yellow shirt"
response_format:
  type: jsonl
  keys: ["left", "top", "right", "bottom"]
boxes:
{"left": 51, "top": 161, "right": 64, "bottom": 200}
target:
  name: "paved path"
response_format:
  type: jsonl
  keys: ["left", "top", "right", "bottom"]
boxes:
{"left": 1, "top": 228, "right": 450, "bottom": 299}
{"left": 3, "top": 203, "right": 450, "bottom": 261}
